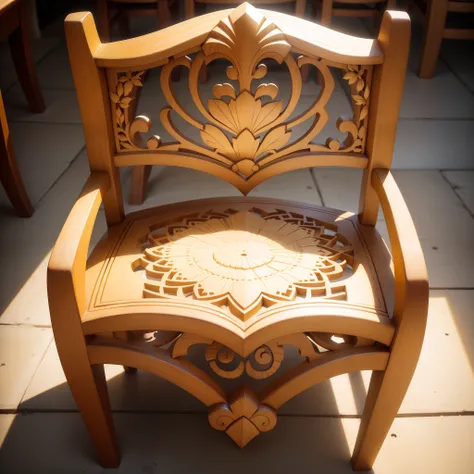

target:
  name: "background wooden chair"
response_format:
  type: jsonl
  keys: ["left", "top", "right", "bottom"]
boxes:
{"left": 49, "top": 4, "right": 428, "bottom": 470}
{"left": 314, "top": 0, "right": 397, "bottom": 27}
{"left": 97, "top": 0, "right": 173, "bottom": 41}
{"left": 0, "top": 89, "right": 33, "bottom": 216}
{"left": 184, "top": 0, "right": 307, "bottom": 19}
{"left": 413, "top": 0, "right": 474, "bottom": 78}
{"left": 0, "top": 0, "right": 45, "bottom": 113}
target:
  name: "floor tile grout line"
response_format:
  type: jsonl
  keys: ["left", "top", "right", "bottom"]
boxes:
{"left": 8, "top": 120, "right": 82, "bottom": 126}
{"left": 2, "top": 408, "right": 473, "bottom": 418}
{"left": 34, "top": 144, "right": 86, "bottom": 208}
{"left": 399, "top": 117, "right": 474, "bottom": 122}
{"left": 17, "top": 338, "right": 54, "bottom": 408}
{"left": 439, "top": 51, "right": 474, "bottom": 98}
{"left": 309, "top": 168, "right": 326, "bottom": 206}
{"left": 439, "top": 170, "right": 474, "bottom": 220}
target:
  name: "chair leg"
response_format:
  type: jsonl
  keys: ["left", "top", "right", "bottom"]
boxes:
{"left": 419, "top": 0, "right": 448, "bottom": 78}
{"left": 9, "top": 0, "right": 45, "bottom": 114}
{"left": 184, "top": 0, "right": 195, "bottom": 19}
{"left": 157, "top": 0, "right": 171, "bottom": 29}
{"left": 0, "top": 91, "right": 33, "bottom": 217}
{"left": 295, "top": 0, "right": 307, "bottom": 17}
{"left": 351, "top": 335, "right": 423, "bottom": 470}
{"left": 320, "top": 0, "right": 333, "bottom": 26}
{"left": 129, "top": 165, "right": 152, "bottom": 205}
{"left": 61, "top": 357, "right": 120, "bottom": 467}
{"left": 97, "top": 0, "right": 110, "bottom": 42}
{"left": 117, "top": 11, "right": 130, "bottom": 39}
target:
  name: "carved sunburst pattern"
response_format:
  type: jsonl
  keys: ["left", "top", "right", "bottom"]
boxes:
{"left": 109, "top": 3, "right": 372, "bottom": 185}
{"left": 134, "top": 209, "right": 354, "bottom": 320}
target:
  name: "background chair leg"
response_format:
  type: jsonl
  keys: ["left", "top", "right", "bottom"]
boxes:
{"left": 419, "top": 0, "right": 448, "bottom": 78}
{"left": 157, "top": 0, "right": 171, "bottom": 28}
{"left": 295, "top": 0, "right": 307, "bottom": 17}
{"left": 0, "top": 91, "right": 33, "bottom": 217}
{"left": 97, "top": 0, "right": 110, "bottom": 42}
{"left": 9, "top": 0, "right": 45, "bottom": 113}
{"left": 117, "top": 11, "right": 130, "bottom": 39}
{"left": 320, "top": 0, "right": 333, "bottom": 26}
{"left": 184, "top": 0, "right": 194, "bottom": 19}
{"left": 129, "top": 165, "right": 151, "bottom": 205}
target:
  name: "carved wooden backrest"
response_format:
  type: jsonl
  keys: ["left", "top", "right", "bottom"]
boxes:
{"left": 65, "top": 4, "right": 410, "bottom": 224}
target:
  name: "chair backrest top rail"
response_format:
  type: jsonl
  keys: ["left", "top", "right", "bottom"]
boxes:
{"left": 66, "top": 5, "right": 385, "bottom": 69}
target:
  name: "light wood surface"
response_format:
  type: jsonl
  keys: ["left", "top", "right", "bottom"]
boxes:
{"left": 49, "top": 4, "right": 427, "bottom": 469}
{"left": 0, "top": 0, "right": 45, "bottom": 113}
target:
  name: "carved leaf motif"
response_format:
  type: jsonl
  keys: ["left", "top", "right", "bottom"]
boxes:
{"left": 232, "top": 129, "right": 259, "bottom": 161}
{"left": 257, "top": 125, "right": 291, "bottom": 156}
{"left": 352, "top": 95, "right": 366, "bottom": 106}
{"left": 208, "top": 91, "right": 283, "bottom": 135}
{"left": 124, "top": 81, "right": 133, "bottom": 96}
{"left": 360, "top": 106, "right": 368, "bottom": 121}
{"left": 253, "top": 101, "right": 282, "bottom": 132}
{"left": 213, "top": 83, "right": 236, "bottom": 99}
{"left": 343, "top": 72, "right": 358, "bottom": 84}
{"left": 202, "top": 5, "right": 291, "bottom": 89}
{"left": 201, "top": 124, "right": 236, "bottom": 158}
{"left": 255, "top": 83, "right": 278, "bottom": 100}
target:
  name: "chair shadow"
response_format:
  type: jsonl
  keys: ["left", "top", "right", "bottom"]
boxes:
{"left": 0, "top": 346, "right": 375, "bottom": 474}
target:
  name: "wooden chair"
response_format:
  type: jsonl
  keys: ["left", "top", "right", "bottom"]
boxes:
{"left": 97, "top": 0, "right": 173, "bottom": 41}
{"left": 0, "top": 89, "right": 33, "bottom": 216}
{"left": 49, "top": 4, "right": 428, "bottom": 469}
{"left": 0, "top": 0, "right": 45, "bottom": 113}
{"left": 414, "top": 0, "right": 474, "bottom": 78}
{"left": 314, "top": 0, "right": 397, "bottom": 27}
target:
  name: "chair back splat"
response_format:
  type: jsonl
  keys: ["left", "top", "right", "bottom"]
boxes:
{"left": 66, "top": 3, "right": 409, "bottom": 224}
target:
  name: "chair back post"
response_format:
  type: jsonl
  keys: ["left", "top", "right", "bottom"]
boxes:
{"left": 65, "top": 13, "right": 124, "bottom": 226}
{"left": 358, "top": 11, "right": 410, "bottom": 226}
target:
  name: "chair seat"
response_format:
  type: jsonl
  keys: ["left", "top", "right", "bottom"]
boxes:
{"left": 84, "top": 196, "right": 394, "bottom": 352}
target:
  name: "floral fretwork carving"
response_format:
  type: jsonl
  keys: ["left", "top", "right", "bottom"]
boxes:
{"left": 108, "top": 3, "right": 373, "bottom": 188}
{"left": 133, "top": 208, "right": 355, "bottom": 320}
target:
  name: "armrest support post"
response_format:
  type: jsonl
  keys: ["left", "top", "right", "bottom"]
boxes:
{"left": 48, "top": 172, "right": 110, "bottom": 322}
{"left": 371, "top": 169, "right": 429, "bottom": 329}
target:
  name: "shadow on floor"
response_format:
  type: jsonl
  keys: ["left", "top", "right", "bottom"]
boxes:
{"left": 0, "top": 355, "right": 374, "bottom": 474}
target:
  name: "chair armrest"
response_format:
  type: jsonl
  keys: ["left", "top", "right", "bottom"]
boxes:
{"left": 371, "top": 169, "right": 429, "bottom": 328}
{"left": 48, "top": 172, "right": 110, "bottom": 319}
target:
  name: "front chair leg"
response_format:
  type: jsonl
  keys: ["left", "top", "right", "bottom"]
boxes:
{"left": 351, "top": 337, "right": 422, "bottom": 470}
{"left": 62, "top": 357, "right": 120, "bottom": 467}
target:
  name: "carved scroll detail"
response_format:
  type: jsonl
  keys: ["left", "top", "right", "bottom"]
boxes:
{"left": 108, "top": 4, "right": 372, "bottom": 184}
{"left": 133, "top": 208, "right": 355, "bottom": 320}
{"left": 208, "top": 388, "right": 277, "bottom": 447}
{"left": 169, "top": 330, "right": 374, "bottom": 381}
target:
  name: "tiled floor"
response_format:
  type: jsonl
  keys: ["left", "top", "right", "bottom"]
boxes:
{"left": 1, "top": 3, "right": 474, "bottom": 474}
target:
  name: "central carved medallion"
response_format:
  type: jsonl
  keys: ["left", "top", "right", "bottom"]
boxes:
{"left": 135, "top": 208, "right": 354, "bottom": 320}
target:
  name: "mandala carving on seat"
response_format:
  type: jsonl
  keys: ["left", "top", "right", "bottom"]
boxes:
{"left": 133, "top": 208, "right": 355, "bottom": 320}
